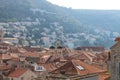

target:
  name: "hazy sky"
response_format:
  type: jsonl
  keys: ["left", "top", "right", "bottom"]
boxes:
{"left": 47, "top": 0, "right": 120, "bottom": 10}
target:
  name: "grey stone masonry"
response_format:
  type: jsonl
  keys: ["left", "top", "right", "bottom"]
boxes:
{"left": 109, "top": 38, "right": 120, "bottom": 80}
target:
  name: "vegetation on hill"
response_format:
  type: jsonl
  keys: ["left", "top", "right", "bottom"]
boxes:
{"left": 0, "top": 0, "right": 119, "bottom": 48}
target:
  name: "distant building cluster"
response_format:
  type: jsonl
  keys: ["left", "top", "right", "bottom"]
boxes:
{"left": 0, "top": 29, "right": 114, "bottom": 80}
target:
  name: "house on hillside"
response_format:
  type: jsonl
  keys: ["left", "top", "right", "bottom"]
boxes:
{"left": 0, "top": 42, "right": 11, "bottom": 53}
{"left": 75, "top": 46, "right": 105, "bottom": 54}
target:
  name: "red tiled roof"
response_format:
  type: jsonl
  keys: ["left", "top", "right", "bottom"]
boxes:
{"left": 23, "top": 47, "right": 41, "bottom": 52}
{"left": 11, "top": 57, "right": 20, "bottom": 61}
{"left": 69, "top": 51, "right": 96, "bottom": 63}
{"left": 51, "top": 60, "right": 105, "bottom": 76}
{"left": 99, "top": 72, "right": 110, "bottom": 80}
{"left": 8, "top": 47, "right": 21, "bottom": 53}
{"left": 2, "top": 54, "right": 12, "bottom": 60}
{"left": 54, "top": 57, "right": 67, "bottom": 62}
{"left": 8, "top": 68, "right": 28, "bottom": 78}
{"left": 72, "top": 60, "right": 105, "bottom": 75}
{"left": 40, "top": 55, "right": 52, "bottom": 63}
{"left": 39, "top": 62, "right": 66, "bottom": 72}
{"left": 115, "top": 37, "right": 120, "bottom": 42}
{"left": 0, "top": 64, "right": 10, "bottom": 71}
{"left": 3, "top": 54, "right": 20, "bottom": 62}
{"left": 21, "top": 52, "right": 39, "bottom": 58}
{"left": 0, "top": 42, "right": 11, "bottom": 46}
{"left": 70, "top": 51, "right": 89, "bottom": 61}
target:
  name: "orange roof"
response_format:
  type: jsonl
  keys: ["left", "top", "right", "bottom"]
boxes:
{"left": 23, "top": 47, "right": 41, "bottom": 52}
{"left": 21, "top": 52, "right": 39, "bottom": 58}
{"left": 11, "top": 57, "right": 20, "bottom": 61}
{"left": 0, "top": 42, "right": 11, "bottom": 46}
{"left": 39, "top": 62, "right": 66, "bottom": 72}
{"left": 99, "top": 72, "right": 110, "bottom": 80}
{"left": 70, "top": 51, "right": 89, "bottom": 61}
{"left": 74, "top": 60, "right": 105, "bottom": 74}
{"left": 92, "top": 63, "right": 107, "bottom": 71}
{"left": 51, "top": 60, "right": 105, "bottom": 76}
{"left": 0, "top": 64, "right": 10, "bottom": 71}
{"left": 56, "top": 57, "right": 67, "bottom": 62}
{"left": 8, "top": 47, "right": 21, "bottom": 53}
{"left": 8, "top": 68, "right": 28, "bottom": 78}
{"left": 115, "top": 37, "right": 120, "bottom": 42}
{"left": 40, "top": 55, "right": 51, "bottom": 63}
{"left": 2, "top": 54, "right": 12, "bottom": 60}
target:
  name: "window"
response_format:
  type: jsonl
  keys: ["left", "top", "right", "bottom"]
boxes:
{"left": 76, "top": 65, "right": 84, "bottom": 71}
{"left": 21, "top": 77, "right": 24, "bottom": 80}
{"left": 35, "top": 66, "right": 45, "bottom": 71}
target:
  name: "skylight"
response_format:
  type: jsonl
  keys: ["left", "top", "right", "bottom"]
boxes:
{"left": 35, "top": 66, "right": 46, "bottom": 71}
{"left": 76, "top": 65, "right": 84, "bottom": 71}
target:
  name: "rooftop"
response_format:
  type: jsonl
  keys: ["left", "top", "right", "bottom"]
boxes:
{"left": 51, "top": 60, "right": 105, "bottom": 76}
{"left": 8, "top": 68, "right": 28, "bottom": 78}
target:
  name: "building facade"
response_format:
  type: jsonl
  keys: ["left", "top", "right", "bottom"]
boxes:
{"left": 0, "top": 30, "right": 4, "bottom": 42}
{"left": 109, "top": 37, "right": 120, "bottom": 80}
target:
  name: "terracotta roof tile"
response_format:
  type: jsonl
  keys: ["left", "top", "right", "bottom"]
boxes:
{"left": 99, "top": 72, "right": 110, "bottom": 80}
{"left": 40, "top": 55, "right": 51, "bottom": 63}
{"left": 115, "top": 37, "right": 120, "bottom": 42}
{"left": 8, "top": 47, "right": 21, "bottom": 53}
{"left": 51, "top": 60, "right": 105, "bottom": 76}
{"left": 21, "top": 52, "right": 39, "bottom": 58}
{"left": 2, "top": 54, "right": 12, "bottom": 60}
{"left": 8, "top": 68, "right": 27, "bottom": 78}
{"left": 0, "top": 42, "right": 11, "bottom": 46}
{"left": 70, "top": 51, "right": 89, "bottom": 61}
{"left": 23, "top": 47, "right": 41, "bottom": 52}
{"left": 72, "top": 60, "right": 105, "bottom": 75}
{"left": 0, "top": 64, "right": 10, "bottom": 71}
{"left": 39, "top": 62, "right": 66, "bottom": 72}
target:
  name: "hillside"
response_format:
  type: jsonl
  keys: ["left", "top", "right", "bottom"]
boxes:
{"left": 0, "top": 0, "right": 119, "bottom": 48}
{"left": 70, "top": 10, "right": 120, "bottom": 32}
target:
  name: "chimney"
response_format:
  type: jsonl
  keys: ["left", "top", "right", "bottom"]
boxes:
{"left": 115, "top": 37, "right": 120, "bottom": 42}
{"left": 60, "top": 70, "right": 66, "bottom": 74}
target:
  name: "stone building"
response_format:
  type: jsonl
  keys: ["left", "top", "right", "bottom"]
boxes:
{"left": 8, "top": 68, "right": 37, "bottom": 80}
{"left": 0, "top": 30, "right": 4, "bottom": 42}
{"left": 108, "top": 37, "right": 120, "bottom": 80}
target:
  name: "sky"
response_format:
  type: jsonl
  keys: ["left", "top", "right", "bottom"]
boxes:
{"left": 47, "top": 0, "right": 120, "bottom": 10}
